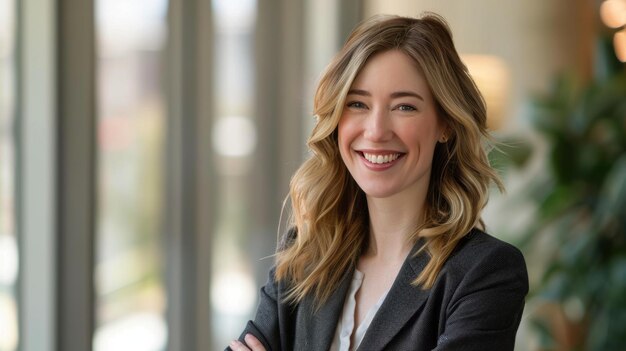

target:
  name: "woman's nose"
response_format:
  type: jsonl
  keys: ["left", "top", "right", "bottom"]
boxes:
{"left": 363, "top": 108, "right": 392, "bottom": 141}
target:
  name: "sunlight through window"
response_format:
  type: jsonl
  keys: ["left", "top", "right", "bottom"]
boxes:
{"left": 94, "top": 1, "right": 169, "bottom": 350}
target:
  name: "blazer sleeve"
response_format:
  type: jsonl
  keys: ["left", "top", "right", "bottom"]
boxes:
{"left": 224, "top": 266, "right": 282, "bottom": 351}
{"left": 433, "top": 242, "right": 529, "bottom": 351}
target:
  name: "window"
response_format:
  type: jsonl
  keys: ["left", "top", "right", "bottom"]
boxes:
{"left": 0, "top": 0, "right": 18, "bottom": 349}
{"left": 94, "top": 1, "right": 169, "bottom": 349}
{"left": 210, "top": 0, "right": 259, "bottom": 347}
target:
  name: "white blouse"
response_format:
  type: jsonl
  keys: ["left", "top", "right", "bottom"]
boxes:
{"left": 329, "top": 270, "right": 390, "bottom": 351}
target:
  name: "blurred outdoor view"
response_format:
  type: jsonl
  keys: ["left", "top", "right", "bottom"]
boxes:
{"left": 1, "top": 0, "right": 625, "bottom": 350}
{"left": 209, "top": 0, "right": 259, "bottom": 347}
{"left": 93, "top": 0, "right": 169, "bottom": 350}
{"left": 0, "top": 0, "right": 17, "bottom": 350}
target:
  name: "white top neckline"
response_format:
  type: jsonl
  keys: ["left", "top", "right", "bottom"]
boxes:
{"left": 329, "top": 269, "right": 390, "bottom": 351}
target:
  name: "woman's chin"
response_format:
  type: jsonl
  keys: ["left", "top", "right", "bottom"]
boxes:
{"left": 359, "top": 185, "right": 399, "bottom": 199}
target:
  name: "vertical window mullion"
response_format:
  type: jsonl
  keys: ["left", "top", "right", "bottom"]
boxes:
{"left": 165, "top": 0, "right": 214, "bottom": 350}
{"left": 18, "top": 0, "right": 59, "bottom": 350}
{"left": 56, "top": 0, "right": 96, "bottom": 349}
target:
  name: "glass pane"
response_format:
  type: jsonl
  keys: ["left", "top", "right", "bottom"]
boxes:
{"left": 210, "top": 0, "right": 258, "bottom": 348}
{"left": 94, "top": 1, "right": 168, "bottom": 350}
{"left": 0, "top": 0, "right": 19, "bottom": 349}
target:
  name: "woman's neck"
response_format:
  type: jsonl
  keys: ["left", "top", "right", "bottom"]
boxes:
{"left": 364, "top": 191, "right": 426, "bottom": 261}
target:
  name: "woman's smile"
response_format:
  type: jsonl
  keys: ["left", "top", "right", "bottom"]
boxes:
{"left": 356, "top": 150, "right": 405, "bottom": 170}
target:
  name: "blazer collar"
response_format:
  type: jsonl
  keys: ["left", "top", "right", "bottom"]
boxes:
{"left": 299, "top": 240, "right": 430, "bottom": 350}
{"left": 299, "top": 268, "right": 353, "bottom": 350}
{"left": 358, "top": 240, "right": 431, "bottom": 350}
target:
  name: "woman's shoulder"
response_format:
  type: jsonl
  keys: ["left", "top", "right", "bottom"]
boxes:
{"left": 454, "top": 228, "right": 524, "bottom": 258}
{"left": 443, "top": 228, "right": 528, "bottom": 279}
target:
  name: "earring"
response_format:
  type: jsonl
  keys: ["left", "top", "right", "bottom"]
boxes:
{"left": 439, "top": 134, "right": 448, "bottom": 143}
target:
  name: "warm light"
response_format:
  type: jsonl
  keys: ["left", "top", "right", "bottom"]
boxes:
{"left": 600, "top": 0, "right": 626, "bottom": 29}
{"left": 0, "top": 294, "right": 18, "bottom": 350}
{"left": 461, "top": 55, "right": 511, "bottom": 130}
{"left": 211, "top": 270, "right": 256, "bottom": 315}
{"left": 615, "top": 29, "right": 626, "bottom": 62}
{"left": 212, "top": 116, "right": 257, "bottom": 158}
{"left": 212, "top": 0, "right": 257, "bottom": 31}
{"left": 0, "top": 235, "right": 18, "bottom": 285}
{"left": 96, "top": 0, "right": 168, "bottom": 54}
{"left": 93, "top": 313, "right": 167, "bottom": 351}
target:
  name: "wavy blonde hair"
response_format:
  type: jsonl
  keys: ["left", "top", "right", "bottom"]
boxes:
{"left": 275, "top": 13, "right": 503, "bottom": 306}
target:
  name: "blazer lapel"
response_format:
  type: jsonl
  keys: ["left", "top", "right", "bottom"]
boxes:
{"left": 297, "top": 268, "right": 353, "bottom": 350}
{"left": 357, "top": 243, "right": 431, "bottom": 350}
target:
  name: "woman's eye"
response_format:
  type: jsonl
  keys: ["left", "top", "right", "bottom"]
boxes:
{"left": 347, "top": 101, "right": 366, "bottom": 109}
{"left": 397, "top": 104, "right": 417, "bottom": 112}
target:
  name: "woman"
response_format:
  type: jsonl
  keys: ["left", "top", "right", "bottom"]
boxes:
{"left": 228, "top": 13, "right": 528, "bottom": 351}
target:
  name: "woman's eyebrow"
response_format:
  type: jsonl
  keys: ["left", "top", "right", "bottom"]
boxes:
{"left": 346, "top": 89, "right": 424, "bottom": 101}
{"left": 390, "top": 91, "right": 424, "bottom": 101}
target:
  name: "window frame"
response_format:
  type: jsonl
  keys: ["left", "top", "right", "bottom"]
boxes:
{"left": 18, "top": 0, "right": 59, "bottom": 350}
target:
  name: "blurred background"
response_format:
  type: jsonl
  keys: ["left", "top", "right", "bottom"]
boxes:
{"left": 1, "top": 0, "right": 625, "bottom": 350}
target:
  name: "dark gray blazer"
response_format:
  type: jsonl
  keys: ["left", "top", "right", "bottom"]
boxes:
{"left": 227, "top": 229, "right": 528, "bottom": 350}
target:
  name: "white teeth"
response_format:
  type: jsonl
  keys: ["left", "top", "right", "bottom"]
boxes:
{"left": 363, "top": 152, "right": 400, "bottom": 164}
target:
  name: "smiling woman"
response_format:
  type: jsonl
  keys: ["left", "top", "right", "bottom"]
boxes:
{"left": 227, "top": 13, "right": 528, "bottom": 351}
{"left": 338, "top": 50, "right": 444, "bottom": 201}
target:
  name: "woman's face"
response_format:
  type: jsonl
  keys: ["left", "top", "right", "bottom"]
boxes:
{"left": 338, "top": 50, "right": 445, "bottom": 200}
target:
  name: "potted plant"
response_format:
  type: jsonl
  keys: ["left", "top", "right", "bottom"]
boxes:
{"left": 511, "top": 37, "right": 626, "bottom": 350}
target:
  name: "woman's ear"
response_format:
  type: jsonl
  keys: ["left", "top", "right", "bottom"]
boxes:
{"left": 439, "top": 126, "right": 453, "bottom": 143}
{"left": 439, "top": 133, "right": 448, "bottom": 143}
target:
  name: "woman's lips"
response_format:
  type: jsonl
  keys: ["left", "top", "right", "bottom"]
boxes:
{"left": 362, "top": 152, "right": 401, "bottom": 164}
{"left": 357, "top": 150, "right": 405, "bottom": 170}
